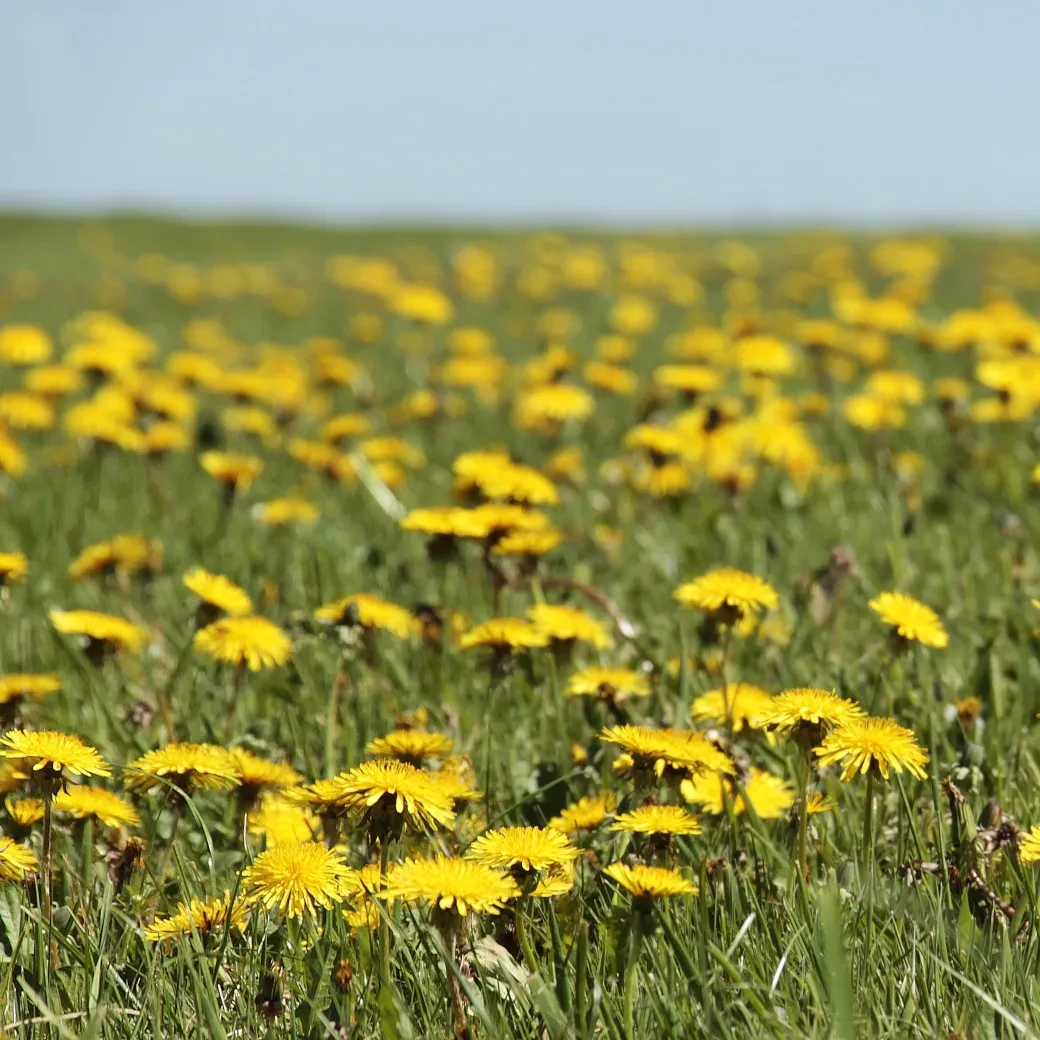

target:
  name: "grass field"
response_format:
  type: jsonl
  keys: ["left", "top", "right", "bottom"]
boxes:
{"left": 1, "top": 215, "right": 1040, "bottom": 1038}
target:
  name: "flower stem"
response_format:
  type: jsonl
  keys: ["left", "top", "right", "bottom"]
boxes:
{"left": 41, "top": 792, "right": 54, "bottom": 932}
{"left": 861, "top": 769, "right": 875, "bottom": 882}
{"left": 378, "top": 839, "right": 392, "bottom": 987}
{"left": 622, "top": 917, "right": 644, "bottom": 1040}
{"left": 515, "top": 896, "right": 538, "bottom": 973}
{"left": 798, "top": 751, "right": 811, "bottom": 879}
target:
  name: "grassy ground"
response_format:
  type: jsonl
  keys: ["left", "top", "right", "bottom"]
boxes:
{"left": 1, "top": 216, "right": 1040, "bottom": 1037}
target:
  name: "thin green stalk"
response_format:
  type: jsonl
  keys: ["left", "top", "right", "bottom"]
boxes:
{"left": 515, "top": 896, "right": 538, "bottom": 973}
{"left": 41, "top": 791, "right": 54, "bottom": 933}
{"left": 378, "top": 839, "right": 392, "bottom": 987}
{"left": 622, "top": 917, "right": 644, "bottom": 1040}
{"left": 798, "top": 750, "right": 811, "bottom": 880}
{"left": 861, "top": 769, "right": 875, "bottom": 882}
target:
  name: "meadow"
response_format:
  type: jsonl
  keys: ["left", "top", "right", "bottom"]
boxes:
{"left": 0, "top": 215, "right": 1039, "bottom": 1037}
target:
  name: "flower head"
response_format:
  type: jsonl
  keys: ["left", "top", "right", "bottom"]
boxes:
{"left": 200, "top": 451, "right": 263, "bottom": 492}
{"left": 230, "top": 748, "right": 303, "bottom": 798}
{"left": 53, "top": 786, "right": 140, "bottom": 828}
{"left": 314, "top": 593, "right": 419, "bottom": 638}
{"left": 548, "top": 793, "right": 617, "bottom": 834}
{"left": 459, "top": 618, "right": 548, "bottom": 651}
{"left": 1019, "top": 826, "right": 1040, "bottom": 867}
{"left": 466, "top": 826, "right": 579, "bottom": 875}
{"left": 248, "top": 793, "right": 319, "bottom": 846}
{"left": 761, "top": 688, "right": 865, "bottom": 744}
{"left": 365, "top": 730, "right": 453, "bottom": 765}
{"left": 6, "top": 796, "right": 45, "bottom": 827}
{"left": 604, "top": 863, "right": 697, "bottom": 900}
{"left": 324, "top": 759, "right": 456, "bottom": 836}
{"left": 528, "top": 604, "right": 612, "bottom": 649}
{"left": 255, "top": 497, "right": 320, "bottom": 526}
{"left": 673, "top": 568, "right": 778, "bottom": 622}
{"left": 0, "top": 836, "right": 38, "bottom": 881}
{"left": 815, "top": 716, "right": 929, "bottom": 781}
{"left": 610, "top": 804, "right": 702, "bottom": 836}
{"left": 868, "top": 591, "right": 948, "bottom": 648}
{"left": 183, "top": 568, "right": 253, "bottom": 616}
{"left": 378, "top": 856, "right": 520, "bottom": 917}
{"left": 243, "top": 842, "right": 357, "bottom": 920}
{"left": 681, "top": 768, "right": 794, "bottom": 819}
{"left": 194, "top": 616, "right": 291, "bottom": 671}
{"left": 49, "top": 609, "right": 148, "bottom": 654}
{"left": 0, "top": 673, "right": 61, "bottom": 707}
{"left": 144, "top": 893, "right": 248, "bottom": 943}
{"left": 566, "top": 667, "right": 650, "bottom": 704}
{"left": 124, "top": 743, "right": 242, "bottom": 793}
{"left": 600, "top": 725, "right": 732, "bottom": 780}
{"left": 0, "top": 730, "right": 111, "bottom": 780}
{"left": 0, "top": 552, "right": 28, "bottom": 585}
{"left": 691, "top": 683, "right": 774, "bottom": 732}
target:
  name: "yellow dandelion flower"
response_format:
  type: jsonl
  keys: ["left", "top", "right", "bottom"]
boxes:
{"left": 548, "top": 794, "right": 617, "bottom": 834}
{"left": 0, "top": 730, "right": 111, "bottom": 779}
{"left": 466, "top": 826, "right": 579, "bottom": 874}
{"left": 342, "top": 863, "right": 387, "bottom": 931}
{"left": 314, "top": 593, "right": 419, "bottom": 638}
{"left": 248, "top": 793, "right": 319, "bottom": 846}
{"left": 815, "top": 717, "right": 929, "bottom": 782}
{"left": 761, "top": 688, "right": 865, "bottom": 742}
{"left": 183, "top": 568, "right": 253, "bottom": 616}
{"left": 124, "top": 743, "right": 242, "bottom": 793}
{"left": 0, "top": 324, "right": 52, "bottom": 365}
{"left": 378, "top": 856, "right": 520, "bottom": 917}
{"left": 324, "top": 759, "right": 456, "bottom": 834}
{"left": 610, "top": 805, "right": 702, "bottom": 836}
{"left": 53, "top": 786, "right": 140, "bottom": 828}
{"left": 681, "top": 768, "right": 795, "bottom": 819}
{"left": 194, "top": 616, "right": 291, "bottom": 671}
{"left": 254, "top": 498, "right": 319, "bottom": 526}
{"left": 5, "top": 796, "right": 45, "bottom": 827}
{"left": 0, "top": 673, "right": 61, "bottom": 706}
{"left": 604, "top": 863, "right": 697, "bottom": 899}
{"left": 243, "top": 842, "right": 357, "bottom": 920}
{"left": 365, "top": 730, "right": 454, "bottom": 764}
{"left": 144, "top": 893, "right": 248, "bottom": 943}
{"left": 49, "top": 609, "right": 147, "bottom": 654}
{"left": 528, "top": 604, "right": 612, "bottom": 649}
{"left": 459, "top": 618, "right": 549, "bottom": 651}
{"left": 674, "top": 568, "right": 779, "bottom": 621}
{"left": 566, "top": 667, "right": 650, "bottom": 704}
{"left": 1019, "top": 826, "right": 1040, "bottom": 867}
{"left": 491, "top": 529, "right": 563, "bottom": 558}
{"left": 0, "top": 552, "right": 28, "bottom": 585}
{"left": 200, "top": 451, "right": 263, "bottom": 491}
{"left": 400, "top": 506, "right": 490, "bottom": 540}
{"left": 690, "top": 683, "right": 774, "bottom": 732}
{"left": 805, "top": 792, "right": 837, "bottom": 815}
{"left": 600, "top": 725, "right": 732, "bottom": 779}
{"left": 868, "top": 591, "right": 948, "bottom": 648}
{"left": 230, "top": 748, "right": 303, "bottom": 797}
{"left": 0, "top": 836, "right": 38, "bottom": 881}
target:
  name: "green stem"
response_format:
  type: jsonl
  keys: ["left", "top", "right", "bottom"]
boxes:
{"left": 798, "top": 751, "right": 811, "bottom": 879}
{"left": 861, "top": 770, "right": 875, "bottom": 882}
{"left": 42, "top": 793, "right": 54, "bottom": 933}
{"left": 623, "top": 918, "right": 644, "bottom": 1040}
{"left": 378, "top": 840, "right": 392, "bottom": 987}
{"left": 515, "top": 896, "right": 538, "bottom": 973}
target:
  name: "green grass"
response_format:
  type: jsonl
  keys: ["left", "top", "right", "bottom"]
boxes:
{"left": 1, "top": 215, "right": 1040, "bottom": 1037}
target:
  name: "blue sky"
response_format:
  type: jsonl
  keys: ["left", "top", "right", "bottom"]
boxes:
{"left": 1, "top": 1, "right": 1036, "bottom": 225}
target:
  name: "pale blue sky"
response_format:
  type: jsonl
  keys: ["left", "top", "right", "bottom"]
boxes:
{"left": 1, "top": 1, "right": 1036, "bottom": 225}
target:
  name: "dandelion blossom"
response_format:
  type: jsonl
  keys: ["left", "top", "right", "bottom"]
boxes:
{"left": 378, "top": 856, "right": 519, "bottom": 917}
{"left": 0, "top": 730, "right": 111, "bottom": 779}
{"left": 815, "top": 716, "right": 929, "bottom": 781}
{"left": 124, "top": 743, "right": 241, "bottom": 793}
{"left": 673, "top": 568, "right": 778, "bottom": 622}
{"left": 144, "top": 893, "right": 248, "bottom": 943}
{"left": 243, "top": 842, "right": 356, "bottom": 920}
{"left": 0, "top": 837, "right": 38, "bottom": 881}
{"left": 194, "top": 616, "right": 290, "bottom": 671}
{"left": 868, "top": 591, "right": 948, "bottom": 648}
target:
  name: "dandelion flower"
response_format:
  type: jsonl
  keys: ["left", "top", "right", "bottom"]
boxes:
{"left": 248, "top": 793, "right": 319, "bottom": 846}
{"left": 243, "top": 842, "right": 356, "bottom": 920}
{"left": 548, "top": 794, "right": 617, "bottom": 834}
{"left": 600, "top": 725, "right": 732, "bottom": 780}
{"left": 365, "top": 730, "right": 454, "bottom": 765}
{"left": 1019, "top": 826, "right": 1040, "bottom": 867}
{"left": 868, "top": 591, "right": 948, "bottom": 648}
{"left": 566, "top": 667, "right": 650, "bottom": 704}
{"left": 124, "top": 743, "right": 241, "bottom": 793}
{"left": 0, "top": 836, "right": 38, "bottom": 881}
{"left": 466, "top": 826, "right": 579, "bottom": 875}
{"left": 325, "top": 759, "right": 456, "bottom": 835}
{"left": 0, "top": 552, "right": 28, "bottom": 586}
{"left": 144, "top": 893, "right": 248, "bottom": 943}
{"left": 230, "top": 748, "right": 303, "bottom": 803}
{"left": 255, "top": 498, "right": 320, "bottom": 526}
{"left": 604, "top": 863, "right": 697, "bottom": 900}
{"left": 815, "top": 716, "right": 929, "bottom": 781}
{"left": 378, "top": 856, "right": 520, "bottom": 918}
{"left": 0, "top": 730, "right": 111, "bottom": 780}
{"left": 805, "top": 792, "right": 837, "bottom": 815}
{"left": 673, "top": 568, "right": 779, "bottom": 623}
{"left": 314, "top": 593, "right": 419, "bottom": 639}
{"left": 691, "top": 683, "right": 774, "bottom": 732}
{"left": 194, "top": 616, "right": 291, "bottom": 671}
{"left": 200, "top": 451, "right": 263, "bottom": 492}
{"left": 183, "top": 568, "right": 253, "bottom": 617}
{"left": 528, "top": 604, "right": 612, "bottom": 649}
{"left": 610, "top": 804, "right": 702, "bottom": 836}
{"left": 5, "top": 796, "right": 45, "bottom": 827}
{"left": 53, "top": 786, "right": 140, "bottom": 828}
{"left": 0, "top": 673, "right": 61, "bottom": 707}
{"left": 49, "top": 609, "right": 148, "bottom": 655}
{"left": 681, "top": 768, "right": 794, "bottom": 819}
{"left": 761, "top": 688, "right": 865, "bottom": 745}
{"left": 459, "top": 618, "right": 548, "bottom": 651}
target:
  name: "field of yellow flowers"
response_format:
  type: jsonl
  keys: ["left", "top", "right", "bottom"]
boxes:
{"left": 1, "top": 216, "right": 1040, "bottom": 1037}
